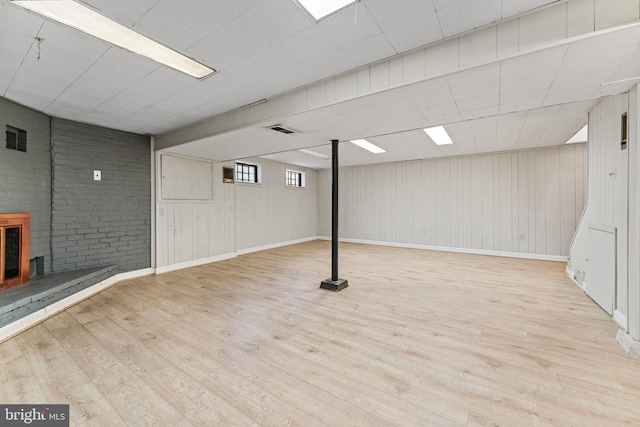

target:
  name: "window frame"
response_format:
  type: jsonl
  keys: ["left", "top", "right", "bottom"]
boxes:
{"left": 6, "top": 125, "right": 27, "bottom": 152}
{"left": 285, "top": 169, "right": 305, "bottom": 189}
{"left": 235, "top": 161, "right": 261, "bottom": 184}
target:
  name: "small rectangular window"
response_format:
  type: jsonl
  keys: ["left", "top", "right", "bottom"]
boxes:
{"left": 6, "top": 125, "right": 26, "bottom": 152}
{"left": 236, "top": 162, "right": 259, "bottom": 183}
{"left": 286, "top": 169, "right": 305, "bottom": 188}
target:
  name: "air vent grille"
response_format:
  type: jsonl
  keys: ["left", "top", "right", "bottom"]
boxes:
{"left": 268, "top": 125, "right": 296, "bottom": 134}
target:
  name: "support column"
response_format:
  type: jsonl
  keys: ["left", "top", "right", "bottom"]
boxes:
{"left": 320, "top": 139, "right": 348, "bottom": 291}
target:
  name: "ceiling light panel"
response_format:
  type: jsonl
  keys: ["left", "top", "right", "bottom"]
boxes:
{"left": 350, "top": 139, "right": 386, "bottom": 154}
{"left": 11, "top": 0, "right": 215, "bottom": 79}
{"left": 295, "top": 0, "right": 357, "bottom": 20}
{"left": 424, "top": 126, "right": 454, "bottom": 145}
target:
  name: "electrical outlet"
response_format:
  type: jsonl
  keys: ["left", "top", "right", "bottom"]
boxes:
{"left": 93, "top": 170, "right": 101, "bottom": 181}
{"left": 158, "top": 207, "right": 165, "bottom": 216}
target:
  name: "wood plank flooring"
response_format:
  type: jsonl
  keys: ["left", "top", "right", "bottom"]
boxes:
{"left": 1, "top": 240, "right": 639, "bottom": 426}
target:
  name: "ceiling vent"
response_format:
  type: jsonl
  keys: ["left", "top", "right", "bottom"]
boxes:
{"left": 268, "top": 124, "right": 296, "bottom": 134}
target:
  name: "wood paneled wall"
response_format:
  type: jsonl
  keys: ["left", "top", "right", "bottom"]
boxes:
{"left": 319, "top": 145, "right": 587, "bottom": 257}
{"left": 235, "top": 159, "right": 317, "bottom": 251}
{"left": 156, "top": 155, "right": 318, "bottom": 268}
{"left": 156, "top": 158, "right": 235, "bottom": 267}
{"left": 570, "top": 93, "right": 631, "bottom": 328}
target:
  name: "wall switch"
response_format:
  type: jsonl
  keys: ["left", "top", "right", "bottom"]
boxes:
{"left": 93, "top": 170, "right": 101, "bottom": 181}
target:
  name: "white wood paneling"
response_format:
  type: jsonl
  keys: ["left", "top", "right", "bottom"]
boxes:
{"left": 156, "top": 155, "right": 234, "bottom": 268}
{"left": 570, "top": 92, "right": 631, "bottom": 330}
{"left": 156, "top": 155, "right": 317, "bottom": 268}
{"left": 319, "top": 144, "right": 587, "bottom": 257}
{"left": 587, "top": 225, "right": 616, "bottom": 315}
{"left": 160, "top": 154, "right": 213, "bottom": 200}
{"left": 234, "top": 158, "right": 318, "bottom": 251}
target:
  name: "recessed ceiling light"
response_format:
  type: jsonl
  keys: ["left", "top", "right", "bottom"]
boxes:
{"left": 294, "top": 0, "right": 358, "bottom": 20}
{"left": 424, "top": 126, "right": 453, "bottom": 146}
{"left": 298, "top": 149, "right": 330, "bottom": 159}
{"left": 11, "top": 0, "right": 215, "bottom": 79}
{"left": 350, "top": 139, "right": 386, "bottom": 154}
{"left": 566, "top": 124, "right": 588, "bottom": 144}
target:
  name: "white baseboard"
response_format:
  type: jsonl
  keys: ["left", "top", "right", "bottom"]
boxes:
{"left": 236, "top": 236, "right": 319, "bottom": 255}
{"left": 565, "top": 266, "right": 586, "bottom": 290}
{"left": 614, "top": 310, "right": 628, "bottom": 330}
{"left": 318, "top": 236, "right": 569, "bottom": 262}
{"left": 0, "top": 267, "right": 153, "bottom": 344}
{"left": 616, "top": 329, "right": 640, "bottom": 357}
{"left": 155, "top": 253, "right": 237, "bottom": 274}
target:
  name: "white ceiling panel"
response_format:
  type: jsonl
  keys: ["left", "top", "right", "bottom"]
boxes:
{"left": 383, "top": 13, "right": 444, "bottom": 54}
{"left": 436, "top": 0, "right": 503, "bottom": 38}
{"left": 342, "top": 33, "right": 397, "bottom": 67}
{"left": 502, "top": 0, "right": 560, "bottom": 17}
{"left": 0, "top": 0, "right": 636, "bottom": 170}
{"left": 134, "top": 0, "right": 262, "bottom": 52}
{"left": 83, "top": 0, "right": 159, "bottom": 26}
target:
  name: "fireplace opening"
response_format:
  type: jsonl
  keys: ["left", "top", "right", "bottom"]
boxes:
{"left": 4, "top": 227, "right": 20, "bottom": 279}
{"left": 0, "top": 213, "right": 30, "bottom": 290}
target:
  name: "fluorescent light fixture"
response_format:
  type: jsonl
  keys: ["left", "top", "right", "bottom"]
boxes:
{"left": 566, "top": 124, "right": 588, "bottom": 144}
{"left": 11, "top": 0, "right": 215, "bottom": 79}
{"left": 350, "top": 139, "right": 386, "bottom": 154}
{"left": 295, "top": 0, "right": 358, "bottom": 20}
{"left": 424, "top": 126, "right": 453, "bottom": 146}
{"left": 298, "top": 149, "right": 330, "bottom": 159}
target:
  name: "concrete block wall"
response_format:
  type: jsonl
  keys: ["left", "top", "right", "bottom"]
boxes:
{"left": 0, "top": 97, "right": 52, "bottom": 273}
{"left": 51, "top": 118, "right": 151, "bottom": 273}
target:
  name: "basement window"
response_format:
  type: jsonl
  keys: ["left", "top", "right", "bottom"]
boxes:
{"left": 6, "top": 125, "right": 26, "bottom": 152}
{"left": 286, "top": 169, "right": 305, "bottom": 188}
{"left": 235, "top": 161, "right": 260, "bottom": 184}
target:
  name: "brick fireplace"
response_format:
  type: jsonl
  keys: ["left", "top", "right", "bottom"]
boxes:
{"left": 0, "top": 213, "right": 30, "bottom": 290}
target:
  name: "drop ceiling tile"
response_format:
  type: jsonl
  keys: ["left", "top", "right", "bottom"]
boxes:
{"left": 279, "top": 26, "right": 341, "bottom": 64}
{"left": 460, "top": 105, "right": 499, "bottom": 121}
{"left": 365, "top": 0, "right": 436, "bottom": 31}
{"left": 502, "top": 0, "right": 558, "bottom": 17}
{"left": 83, "top": 0, "right": 159, "bottom": 26}
{"left": 383, "top": 13, "right": 444, "bottom": 54}
{"left": 134, "top": 0, "right": 262, "bottom": 51}
{"left": 499, "top": 46, "right": 566, "bottom": 91}
{"left": 188, "top": 18, "right": 270, "bottom": 71}
{"left": 240, "top": 0, "right": 312, "bottom": 46}
{"left": 436, "top": 0, "right": 502, "bottom": 38}
{"left": 446, "top": 63, "right": 500, "bottom": 88}
{"left": 449, "top": 76, "right": 500, "bottom": 101}
{"left": 343, "top": 33, "right": 397, "bottom": 67}
{"left": 456, "top": 93, "right": 500, "bottom": 114}
{"left": 518, "top": 3, "right": 567, "bottom": 52}
{"left": 317, "top": 4, "right": 382, "bottom": 46}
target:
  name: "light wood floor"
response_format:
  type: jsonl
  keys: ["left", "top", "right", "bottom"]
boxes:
{"left": 1, "top": 240, "right": 639, "bottom": 426}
